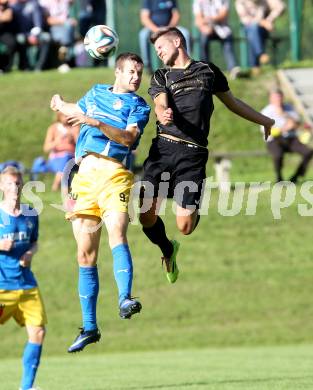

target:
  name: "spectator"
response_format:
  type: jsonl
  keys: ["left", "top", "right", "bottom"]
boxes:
{"left": 235, "top": 0, "right": 285, "bottom": 71}
{"left": 39, "top": 0, "right": 76, "bottom": 72}
{"left": 261, "top": 88, "right": 313, "bottom": 183}
{"left": 193, "top": 0, "right": 240, "bottom": 78}
{"left": 78, "top": 0, "right": 106, "bottom": 37}
{"left": 139, "top": 0, "right": 190, "bottom": 73}
{"left": 32, "top": 112, "right": 79, "bottom": 191}
{"left": 74, "top": 0, "right": 107, "bottom": 68}
{"left": 0, "top": 0, "right": 16, "bottom": 73}
{"left": 12, "top": 0, "right": 50, "bottom": 71}
{"left": 42, "top": 111, "right": 79, "bottom": 191}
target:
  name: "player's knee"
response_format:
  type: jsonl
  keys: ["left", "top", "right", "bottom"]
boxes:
{"left": 177, "top": 221, "right": 194, "bottom": 235}
{"left": 77, "top": 249, "right": 97, "bottom": 266}
{"left": 139, "top": 212, "right": 157, "bottom": 228}
{"left": 29, "top": 326, "right": 46, "bottom": 344}
{"left": 37, "top": 327, "right": 46, "bottom": 342}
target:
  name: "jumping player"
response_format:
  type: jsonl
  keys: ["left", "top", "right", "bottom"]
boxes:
{"left": 139, "top": 27, "right": 274, "bottom": 283}
{"left": 50, "top": 52, "right": 150, "bottom": 353}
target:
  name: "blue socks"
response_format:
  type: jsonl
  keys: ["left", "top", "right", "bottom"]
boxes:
{"left": 78, "top": 245, "right": 132, "bottom": 326}
{"left": 79, "top": 266, "right": 99, "bottom": 331}
{"left": 21, "top": 342, "right": 42, "bottom": 390}
{"left": 112, "top": 243, "right": 133, "bottom": 305}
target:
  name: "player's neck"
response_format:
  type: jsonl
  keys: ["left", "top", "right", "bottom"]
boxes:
{"left": 0, "top": 199, "right": 21, "bottom": 215}
{"left": 112, "top": 84, "right": 129, "bottom": 94}
{"left": 171, "top": 54, "right": 192, "bottom": 69}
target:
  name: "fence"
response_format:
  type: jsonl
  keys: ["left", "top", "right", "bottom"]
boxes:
{"left": 110, "top": 0, "right": 313, "bottom": 70}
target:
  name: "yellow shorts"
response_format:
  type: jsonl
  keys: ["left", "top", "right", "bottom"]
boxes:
{"left": 0, "top": 287, "right": 47, "bottom": 327}
{"left": 66, "top": 154, "right": 134, "bottom": 219}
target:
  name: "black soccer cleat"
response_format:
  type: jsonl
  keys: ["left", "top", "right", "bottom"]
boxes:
{"left": 119, "top": 297, "right": 142, "bottom": 319}
{"left": 68, "top": 327, "right": 101, "bottom": 353}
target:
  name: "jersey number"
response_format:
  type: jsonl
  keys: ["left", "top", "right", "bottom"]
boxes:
{"left": 119, "top": 193, "right": 126, "bottom": 202}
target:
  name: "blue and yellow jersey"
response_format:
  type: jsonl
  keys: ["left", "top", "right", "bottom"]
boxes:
{"left": 0, "top": 205, "right": 38, "bottom": 290}
{"left": 75, "top": 84, "right": 150, "bottom": 168}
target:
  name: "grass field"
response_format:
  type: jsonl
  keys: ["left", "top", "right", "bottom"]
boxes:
{"left": 2, "top": 345, "right": 313, "bottom": 389}
{"left": 2, "top": 68, "right": 313, "bottom": 389}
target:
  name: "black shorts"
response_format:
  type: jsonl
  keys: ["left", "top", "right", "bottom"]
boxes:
{"left": 141, "top": 136, "right": 208, "bottom": 209}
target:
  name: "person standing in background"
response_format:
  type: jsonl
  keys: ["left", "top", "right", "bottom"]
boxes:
{"left": 0, "top": 166, "right": 47, "bottom": 390}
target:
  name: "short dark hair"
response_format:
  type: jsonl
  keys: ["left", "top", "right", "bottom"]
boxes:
{"left": 150, "top": 27, "right": 187, "bottom": 50}
{"left": 115, "top": 52, "right": 143, "bottom": 69}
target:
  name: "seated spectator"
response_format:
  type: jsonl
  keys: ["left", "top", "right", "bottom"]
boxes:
{"left": 193, "top": 0, "right": 240, "bottom": 78}
{"left": 32, "top": 112, "right": 79, "bottom": 191}
{"left": 39, "top": 0, "right": 76, "bottom": 73}
{"left": 74, "top": 0, "right": 107, "bottom": 68}
{"left": 261, "top": 88, "right": 313, "bottom": 183}
{"left": 235, "top": 0, "right": 285, "bottom": 71}
{"left": 139, "top": 0, "right": 190, "bottom": 73}
{"left": 0, "top": 0, "right": 16, "bottom": 73}
{"left": 78, "top": 0, "right": 106, "bottom": 37}
{"left": 12, "top": 0, "right": 50, "bottom": 71}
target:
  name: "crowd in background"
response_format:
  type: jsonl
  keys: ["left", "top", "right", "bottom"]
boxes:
{"left": 0, "top": 0, "right": 286, "bottom": 75}
{"left": 0, "top": 0, "right": 107, "bottom": 73}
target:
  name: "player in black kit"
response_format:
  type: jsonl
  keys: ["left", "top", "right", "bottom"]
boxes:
{"left": 139, "top": 27, "right": 274, "bottom": 283}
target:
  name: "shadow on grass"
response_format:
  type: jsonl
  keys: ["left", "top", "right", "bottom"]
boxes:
{"left": 124, "top": 375, "right": 313, "bottom": 389}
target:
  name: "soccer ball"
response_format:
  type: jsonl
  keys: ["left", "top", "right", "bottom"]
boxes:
{"left": 84, "top": 25, "right": 119, "bottom": 60}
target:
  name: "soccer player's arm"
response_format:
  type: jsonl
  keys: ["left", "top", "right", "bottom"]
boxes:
{"left": 20, "top": 214, "right": 39, "bottom": 268}
{"left": 50, "top": 94, "right": 83, "bottom": 116}
{"left": 149, "top": 70, "right": 172, "bottom": 125}
{"left": 217, "top": 90, "right": 275, "bottom": 140}
{"left": 210, "top": 62, "right": 274, "bottom": 139}
{"left": 154, "top": 93, "right": 173, "bottom": 126}
{"left": 20, "top": 242, "right": 38, "bottom": 268}
{"left": 67, "top": 114, "right": 140, "bottom": 148}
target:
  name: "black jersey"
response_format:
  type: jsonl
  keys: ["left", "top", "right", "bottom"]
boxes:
{"left": 148, "top": 60, "right": 229, "bottom": 147}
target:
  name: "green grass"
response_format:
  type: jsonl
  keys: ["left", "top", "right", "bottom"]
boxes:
{"left": 2, "top": 184, "right": 313, "bottom": 358}
{"left": 2, "top": 345, "right": 313, "bottom": 389}
{"left": 2, "top": 68, "right": 313, "bottom": 389}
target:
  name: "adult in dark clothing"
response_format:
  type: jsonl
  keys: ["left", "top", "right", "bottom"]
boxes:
{"left": 261, "top": 88, "right": 313, "bottom": 183}
{"left": 78, "top": 0, "right": 106, "bottom": 37}
{"left": 139, "top": 27, "right": 274, "bottom": 284}
{"left": 12, "top": 0, "right": 50, "bottom": 71}
{"left": 139, "top": 0, "right": 190, "bottom": 73}
{"left": 0, "top": 0, "right": 16, "bottom": 72}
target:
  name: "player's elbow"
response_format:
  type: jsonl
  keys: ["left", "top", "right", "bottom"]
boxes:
{"left": 124, "top": 133, "right": 138, "bottom": 148}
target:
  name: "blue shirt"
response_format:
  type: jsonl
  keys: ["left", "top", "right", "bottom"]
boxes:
{"left": 76, "top": 84, "right": 150, "bottom": 168}
{"left": 0, "top": 205, "right": 38, "bottom": 290}
{"left": 142, "top": 0, "right": 178, "bottom": 27}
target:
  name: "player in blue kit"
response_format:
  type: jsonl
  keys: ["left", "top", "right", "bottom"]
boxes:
{"left": 50, "top": 52, "right": 150, "bottom": 353}
{"left": 0, "top": 166, "right": 47, "bottom": 390}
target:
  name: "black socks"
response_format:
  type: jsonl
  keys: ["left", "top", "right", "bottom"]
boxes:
{"left": 142, "top": 216, "right": 173, "bottom": 258}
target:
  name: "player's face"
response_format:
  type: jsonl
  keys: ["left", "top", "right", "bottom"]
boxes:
{"left": 116, "top": 60, "right": 143, "bottom": 93}
{"left": 0, "top": 174, "right": 23, "bottom": 202}
{"left": 154, "top": 35, "right": 179, "bottom": 66}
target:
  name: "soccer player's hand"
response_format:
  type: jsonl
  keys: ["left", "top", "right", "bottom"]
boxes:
{"left": 67, "top": 113, "right": 89, "bottom": 127}
{"left": 50, "top": 94, "right": 64, "bottom": 112}
{"left": 20, "top": 251, "right": 33, "bottom": 268}
{"left": 0, "top": 238, "right": 13, "bottom": 251}
{"left": 264, "top": 118, "right": 275, "bottom": 141}
{"left": 160, "top": 108, "right": 173, "bottom": 126}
